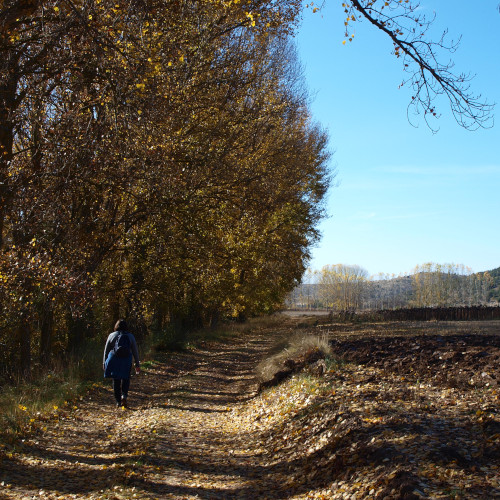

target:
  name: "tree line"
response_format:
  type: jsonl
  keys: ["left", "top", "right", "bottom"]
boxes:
{"left": 287, "top": 263, "right": 496, "bottom": 313}
{"left": 1, "top": 1, "right": 492, "bottom": 379}
{"left": 0, "top": 0, "right": 331, "bottom": 378}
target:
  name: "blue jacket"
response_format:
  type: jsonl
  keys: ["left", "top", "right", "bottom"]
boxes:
{"left": 103, "top": 331, "right": 140, "bottom": 379}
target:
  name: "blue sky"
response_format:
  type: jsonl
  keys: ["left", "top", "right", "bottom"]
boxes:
{"left": 296, "top": 1, "right": 500, "bottom": 277}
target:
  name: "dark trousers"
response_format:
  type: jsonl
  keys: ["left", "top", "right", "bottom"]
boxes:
{"left": 113, "top": 378, "right": 130, "bottom": 403}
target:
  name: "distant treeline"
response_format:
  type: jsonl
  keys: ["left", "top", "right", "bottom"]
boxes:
{"left": 286, "top": 263, "right": 500, "bottom": 313}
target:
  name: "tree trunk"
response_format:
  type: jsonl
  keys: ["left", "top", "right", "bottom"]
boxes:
{"left": 209, "top": 309, "right": 220, "bottom": 329}
{"left": 0, "top": 103, "right": 14, "bottom": 250}
{"left": 66, "top": 311, "right": 87, "bottom": 355}
{"left": 0, "top": 35, "right": 21, "bottom": 250}
{"left": 39, "top": 299, "right": 54, "bottom": 366}
{"left": 19, "top": 312, "right": 31, "bottom": 378}
{"left": 109, "top": 296, "right": 120, "bottom": 329}
{"left": 152, "top": 304, "right": 165, "bottom": 333}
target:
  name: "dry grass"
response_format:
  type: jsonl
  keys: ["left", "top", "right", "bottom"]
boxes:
{"left": 256, "top": 331, "right": 332, "bottom": 383}
{"left": 0, "top": 369, "right": 100, "bottom": 444}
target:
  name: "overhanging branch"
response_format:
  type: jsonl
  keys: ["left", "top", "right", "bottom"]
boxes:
{"left": 347, "top": 0, "right": 494, "bottom": 131}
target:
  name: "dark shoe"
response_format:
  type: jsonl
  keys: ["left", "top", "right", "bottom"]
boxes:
{"left": 121, "top": 397, "right": 128, "bottom": 408}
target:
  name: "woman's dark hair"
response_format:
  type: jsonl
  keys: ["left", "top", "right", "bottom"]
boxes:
{"left": 114, "top": 319, "right": 128, "bottom": 331}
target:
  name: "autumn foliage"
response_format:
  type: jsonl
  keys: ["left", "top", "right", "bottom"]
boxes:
{"left": 1, "top": 0, "right": 493, "bottom": 378}
{"left": 0, "top": 0, "right": 329, "bottom": 377}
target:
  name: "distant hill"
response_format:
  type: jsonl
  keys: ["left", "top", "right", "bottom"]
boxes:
{"left": 480, "top": 266, "right": 500, "bottom": 302}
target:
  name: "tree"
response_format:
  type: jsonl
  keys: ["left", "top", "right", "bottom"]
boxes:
{"left": 0, "top": 0, "right": 331, "bottom": 375}
{"left": 410, "top": 262, "right": 492, "bottom": 307}
{"left": 319, "top": 264, "right": 368, "bottom": 313}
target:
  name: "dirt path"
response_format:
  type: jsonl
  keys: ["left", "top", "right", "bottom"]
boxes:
{"left": 1, "top": 319, "right": 499, "bottom": 499}
{"left": 0, "top": 328, "right": 289, "bottom": 499}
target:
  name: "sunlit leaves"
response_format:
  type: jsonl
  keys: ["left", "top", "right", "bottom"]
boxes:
{"left": 0, "top": 0, "right": 330, "bottom": 373}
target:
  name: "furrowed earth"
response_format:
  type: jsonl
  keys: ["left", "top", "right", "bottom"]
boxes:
{"left": 1, "top": 316, "right": 499, "bottom": 499}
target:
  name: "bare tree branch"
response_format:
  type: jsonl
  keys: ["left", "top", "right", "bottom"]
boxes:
{"left": 346, "top": 0, "right": 494, "bottom": 131}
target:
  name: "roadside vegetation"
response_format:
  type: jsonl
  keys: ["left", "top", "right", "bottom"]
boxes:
{"left": 288, "top": 263, "right": 498, "bottom": 313}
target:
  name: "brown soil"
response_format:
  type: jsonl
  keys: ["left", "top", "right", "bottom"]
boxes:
{"left": 325, "top": 320, "right": 500, "bottom": 390}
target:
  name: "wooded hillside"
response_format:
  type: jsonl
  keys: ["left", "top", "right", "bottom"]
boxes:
{"left": 287, "top": 264, "right": 500, "bottom": 311}
{"left": 480, "top": 267, "right": 500, "bottom": 302}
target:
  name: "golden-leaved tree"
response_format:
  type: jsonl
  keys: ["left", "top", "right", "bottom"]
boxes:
{"left": 0, "top": 0, "right": 328, "bottom": 375}
{"left": 0, "top": 0, "right": 492, "bottom": 376}
{"left": 318, "top": 264, "right": 369, "bottom": 313}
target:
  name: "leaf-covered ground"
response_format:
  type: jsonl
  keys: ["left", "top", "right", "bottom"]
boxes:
{"left": 1, "top": 318, "right": 499, "bottom": 499}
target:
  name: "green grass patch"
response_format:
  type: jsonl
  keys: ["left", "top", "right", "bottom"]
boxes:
{"left": 185, "top": 326, "right": 235, "bottom": 346}
{"left": 324, "top": 354, "right": 348, "bottom": 371}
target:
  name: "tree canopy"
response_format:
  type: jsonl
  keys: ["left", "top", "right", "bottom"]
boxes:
{"left": 0, "top": 0, "right": 492, "bottom": 377}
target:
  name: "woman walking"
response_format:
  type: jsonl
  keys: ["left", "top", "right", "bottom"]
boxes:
{"left": 103, "top": 319, "right": 140, "bottom": 407}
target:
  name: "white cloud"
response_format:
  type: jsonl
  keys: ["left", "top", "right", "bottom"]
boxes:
{"left": 349, "top": 212, "right": 377, "bottom": 220}
{"left": 375, "top": 165, "right": 500, "bottom": 176}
